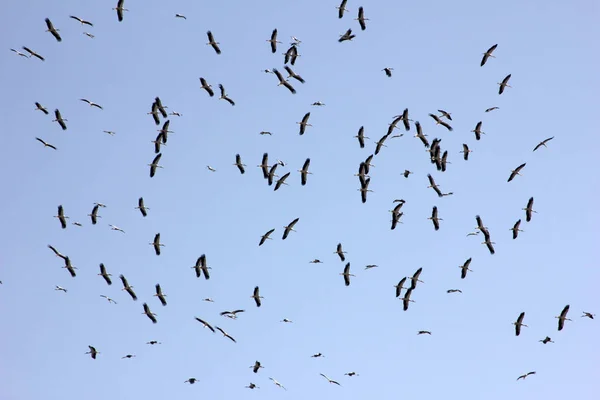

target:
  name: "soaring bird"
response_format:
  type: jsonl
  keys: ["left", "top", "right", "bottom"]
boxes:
{"left": 215, "top": 326, "right": 236, "bottom": 343}
{"left": 45, "top": 18, "right": 62, "bottom": 42}
{"left": 340, "top": 263, "right": 354, "bottom": 286}
{"left": 195, "top": 317, "right": 216, "bottom": 332}
{"left": 22, "top": 46, "right": 45, "bottom": 61}
{"left": 498, "top": 74, "right": 512, "bottom": 95}
{"left": 297, "top": 112, "right": 312, "bottom": 135}
{"left": 382, "top": 67, "right": 393, "bottom": 77}
{"left": 53, "top": 109, "right": 67, "bottom": 130}
{"left": 251, "top": 360, "right": 264, "bottom": 373}
{"left": 459, "top": 258, "right": 472, "bottom": 279}
{"left": 251, "top": 286, "right": 263, "bottom": 307}
{"left": 539, "top": 336, "right": 554, "bottom": 344}
{"left": 282, "top": 218, "right": 299, "bottom": 240}
{"left": 70, "top": 16, "right": 93, "bottom": 26}
{"left": 355, "top": 126, "right": 369, "bottom": 148}
{"left": 35, "top": 137, "right": 57, "bottom": 150}
{"left": 175, "top": 14, "right": 186, "bottom": 19}
{"left": 192, "top": 254, "right": 210, "bottom": 279}
{"left": 513, "top": 312, "right": 528, "bottom": 336}
{"left": 337, "top": 0, "right": 349, "bottom": 18}
{"left": 447, "top": 289, "right": 462, "bottom": 294}
{"left": 11, "top": 48, "right": 30, "bottom": 58}
{"left": 233, "top": 154, "right": 246, "bottom": 174}
{"left": 510, "top": 219, "right": 523, "bottom": 239}
{"left": 272, "top": 68, "right": 296, "bottom": 94}
{"left": 184, "top": 378, "right": 197, "bottom": 384}
{"left": 63, "top": 257, "right": 77, "bottom": 277}
{"left": 143, "top": 303, "right": 157, "bottom": 323}
{"left": 150, "top": 233, "right": 164, "bottom": 255}
{"left": 298, "top": 158, "right": 311, "bottom": 186}
{"left": 485, "top": 106, "right": 500, "bottom": 112}
{"left": 339, "top": 29, "right": 356, "bottom": 42}
{"left": 418, "top": 330, "right": 432, "bottom": 335}
{"left": 355, "top": 7, "right": 368, "bottom": 30}
{"left": 154, "top": 284, "right": 167, "bottom": 306}
{"left": 428, "top": 206, "right": 442, "bottom": 231}
{"left": 113, "top": 0, "right": 128, "bottom": 22}
{"left": 394, "top": 277, "right": 407, "bottom": 298}
{"left": 269, "top": 377, "right": 287, "bottom": 390}
{"left": 480, "top": 44, "right": 498, "bottom": 66}
{"left": 267, "top": 29, "right": 281, "bottom": 53}
{"left": 523, "top": 197, "right": 536, "bottom": 222}
{"left": 86, "top": 346, "right": 99, "bottom": 359}
{"left": 335, "top": 243, "right": 347, "bottom": 262}
{"left": 274, "top": 172, "right": 290, "bottom": 191}
{"left": 88, "top": 204, "right": 101, "bottom": 225}
{"left": 582, "top": 312, "right": 595, "bottom": 319}
{"left": 400, "top": 288, "right": 415, "bottom": 311}
{"left": 98, "top": 263, "right": 112, "bottom": 285}
{"left": 206, "top": 31, "right": 221, "bottom": 54}
{"left": 135, "top": 197, "right": 149, "bottom": 217}
{"left": 218, "top": 84, "right": 235, "bottom": 105}
{"left": 284, "top": 66, "right": 305, "bottom": 83}
{"left": 55, "top": 285, "right": 67, "bottom": 293}
{"left": 507, "top": 163, "right": 526, "bottom": 182}
{"left": 517, "top": 371, "right": 536, "bottom": 381}
{"left": 199, "top": 77, "right": 214, "bottom": 97}
{"left": 429, "top": 113, "right": 453, "bottom": 131}
{"left": 100, "top": 295, "right": 117, "bottom": 304}
{"left": 149, "top": 153, "right": 163, "bottom": 178}
{"left": 54, "top": 205, "right": 68, "bottom": 229}
{"left": 80, "top": 99, "right": 103, "bottom": 109}
{"left": 409, "top": 267, "right": 424, "bottom": 290}
{"left": 259, "top": 229, "right": 275, "bottom": 246}
{"left": 120, "top": 275, "right": 137, "bottom": 301}
{"left": 320, "top": 373, "right": 341, "bottom": 386}
{"left": 35, "top": 102, "right": 49, "bottom": 114}
{"left": 471, "top": 121, "right": 485, "bottom": 140}
{"left": 533, "top": 137, "right": 554, "bottom": 152}
{"left": 555, "top": 305, "right": 571, "bottom": 331}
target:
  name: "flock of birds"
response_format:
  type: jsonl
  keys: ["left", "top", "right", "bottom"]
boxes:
{"left": 5, "top": 0, "right": 596, "bottom": 394}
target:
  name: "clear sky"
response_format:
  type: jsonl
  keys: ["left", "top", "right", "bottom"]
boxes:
{"left": 1, "top": 0, "right": 599, "bottom": 399}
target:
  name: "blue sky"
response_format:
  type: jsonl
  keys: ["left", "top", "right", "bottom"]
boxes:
{"left": 1, "top": 0, "right": 599, "bottom": 399}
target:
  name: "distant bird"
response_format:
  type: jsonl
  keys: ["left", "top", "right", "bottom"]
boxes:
{"left": 151, "top": 233, "right": 164, "bottom": 255}
{"left": 88, "top": 204, "right": 101, "bottom": 225}
{"left": 218, "top": 84, "right": 235, "bottom": 105}
{"left": 199, "top": 77, "right": 214, "bottom": 97}
{"left": 459, "top": 258, "right": 472, "bottom": 279}
{"left": 409, "top": 267, "right": 424, "bottom": 290}
{"left": 471, "top": 121, "right": 485, "bottom": 140}
{"left": 533, "top": 137, "right": 554, "bottom": 152}
{"left": 206, "top": 31, "right": 221, "bottom": 54}
{"left": 517, "top": 371, "right": 536, "bottom": 381}
{"left": 355, "top": 126, "right": 369, "bottom": 148}
{"left": 45, "top": 18, "right": 62, "bottom": 42}
{"left": 34, "top": 102, "right": 48, "bottom": 114}
{"left": 154, "top": 284, "right": 167, "bottom": 306}
{"left": 70, "top": 16, "right": 93, "bottom": 26}
{"left": 98, "top": 263, "right": 112, "bottom": 285}
{"left": 460, "top": 144, "right": 472, "bottom": 160}
{"left": 284, "top": 66, "right": 305, "bottom": 83}
{"left": 272, "top": 68, "right": 296, "bottom": 94}
{"left": 53, "top": 109, "right": 67, "bottom": 130}
{"left": 282, "top": 218, "right": 299, "bottom": 240}
{"left": 220, "top": 309, "right": 245, "bottom": 319}
{"left": 195, "top": 317, "right": 215, "bottom": 332}
{"left": 340, "top": 262, "right": 354, "bottom": 286}
{"left": 147, "top": 341, "right": 161, "bottom": 345}
{"left": 418, "top": 330, "right": 432, "bottom": 335}
{"left": 22, "top": 46, "right": 45, "bottom": 61}
{"left": 259, "top": 131, "right": 272, "bottom": 135}
{"left": 100, "top": 295, "right": 117, "bottom": 304}
{"left": 429, "top": 113, "right": 453, "bottom": 131}
{"left": 447, "top": 289, "right": 462, "bottom": 294}
{"left": 251, "top": 360, "right": 263, "bottom": 373}
{"left": 215, "top": 326, "right": 236, "bottom": 343}
{"left": 298, "top": 158, "right": 312, "bottom": 186}
{"left": 251, "top": 286, "right": 263, "bottom": 307}
{"left": 148, "top": 102, "right": 160, "bottom": 125}
{"left": 498, "top": 74, "right": 512, "bottom": 94}
{"left": 274, "top": 172, "right": 290, "bottom": 191}
{"left": 510, "top": 219, "right": 523, "bottom": 239}
{"left": 142, "top": 303, "right": 157, "bottom": 324}
{"left": 403, "top": 170, "right": 413, "bottom": 178}
{"left": 169, "top": 111, "right": 182, "bottom": 117}
{"left": 281, "top": 318, "right": 293, "bottom": 323}
{"left": 337, "top": 0, "right": 349, "bottom": 18}
{"left": 582, "top": 312, "right": 595, "bottom": 319}
{"left": 54, "top": 205, "right": 68, "bottom": 229}
{"left": 121, "top": 354, "right": 136, "bottom": 359}
{"left": 135, "top": 197, "right": 149, "bottom": 217}
{"left": 206, "top": 165, "right": 217, "bottom": 172}
{"left": 309, "top": 259, "right": 322, "bottom": 264}
{"left": 245, "top": 383, "right": 259, "bottom": 389}
{"left": 297, "top": 112, "right": 312, "bottom": 135}
{"left": 103, "top": 130, "right": 115, "bottom": 135}
{"left": 555, "top": 305, "right": 571, "bottom": 331}
{"left": 507, "top": 163, "right": 526, "bottom": 182}
{"left": 312, "top": 101, "right": 325, "bottom": 106}
{"left": 109, "top": 224, "right": 125, "bottom": 233}
{"left": 269, "top": 377, "right": 287, "bottom": 390}
{"left": 335, "top": 243, "right": 347, "bottom": 262}
{"left": 72, "top": 222, "right": 83, "bottom": 227}
{"left": 395, "top": 277, "right": 408, "bottom": 298}
{"left": 513, "top": 312, "right": 528, "bottom": 336}
{"left": 35, "top": 137, "right": 57, "bottom": 150}
{"left": 267, "top": 29, "right": 281, "bottom": 53}
{"left": 523, "top": 197, "right": 536, "bottom": 222}
{"left": 382, "top": 67, "right": 394, "bottom": 77}
{"left": 539, "top": 336, "right": 554, "bottom": 344}
{"left": 202, "top": 298, "right": 214, "bottom": 302}
{"left": 400, "top": 288, "right": 415, "bottom": 311}
{"left": 86, "top": 346, "right": 99, "bottom": 359}
{"left": 320, "top": 373, "right": 341, "bottom": 386}
{"left": 345, "top": 372, "right": 359, "bottom": 377}
{"left": 175, "top": 13, "right": 186, "bottom": 19}
{"left": 355, "top": 7, "right": 368, "bottom": 30}
{"left": 83, "top": 32, "right": 95, "bottom": 38}
{"left": 149, "top": 153, "right": 163, "bottom": 178}
{"left": 120, "top": 275, "right": 137, "bottom": 301}
{"left": 365, "top": 264, "right": 378, "bottom": 270}
{"left": 113, "top": 0, "right": 128, "bottom": 22}
{"left": 55, "top": 285, "right": 67, "bottom": 293}
{"left": 184, "top": 378, "right": 197, "bottom": 385}
{"left": 63, "top": 257, "right": 77, "bottom": 278}
{"left": 480, "top": 44, "right": 498, "bottom": 67}
{"left": 234, "top": 154, "right": 246, "bottom": 174}
{"left": 437, "top": 109, "right": 452, "bottom": 121}
{"left": 485, "top": 106, "right": 499, "bottom": 112}
{"left": 339, "top": 28, "right": 356, "bottom": 42}
{"left": 428, "top": 206, "right": 442, "bottom": 231}
{"left": 259, "top": 229, "right": 275, "bottom": 246}
{"left": 11, "top": 48, "right": 30, "bottom": 58}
